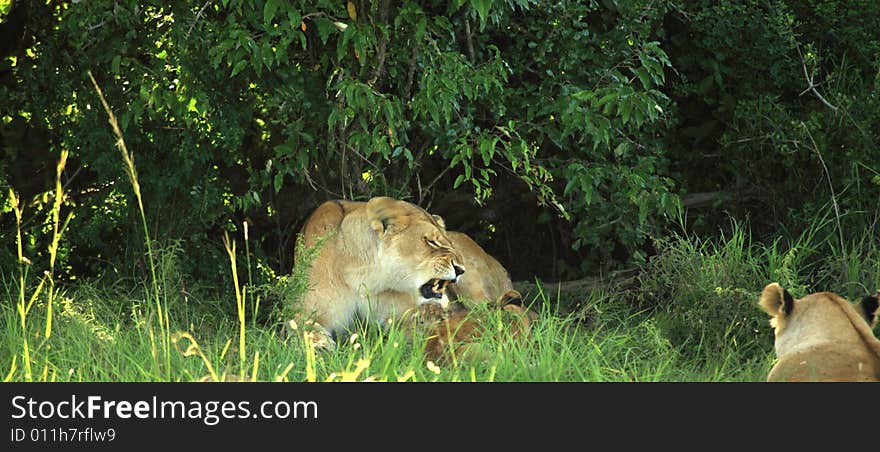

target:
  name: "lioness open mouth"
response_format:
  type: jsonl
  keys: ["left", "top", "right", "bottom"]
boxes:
{"left": 420, "top": 278, "right": 453, "bottom": 300}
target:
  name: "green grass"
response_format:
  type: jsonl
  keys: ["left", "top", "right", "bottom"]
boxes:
{"left": 0, "top": 276, "right": 777, "bottom": 382}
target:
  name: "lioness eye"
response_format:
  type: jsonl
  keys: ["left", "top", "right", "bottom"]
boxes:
{"left": 426, "top": 238, "right": 440, "bottom": 248}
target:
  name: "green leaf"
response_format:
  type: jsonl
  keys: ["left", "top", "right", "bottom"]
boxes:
{"left": 636, "top": 67, "right": 652, "bottom": 89}
{"left": 261, "top": 41, "right": 273, "bottom": 69}
{"left": 453, "top": 174, "right": 466, "bottom": 189}
{"left": 613, "top": 142, "right": 630, "bottom": 159}
{"left": 230, "top": 59, "right": 248, "bottom": 77}
{"left": 620, "top": 100, "right": 632, "bottom": 125}
{"left": 274, "top": 173, "right": 284, "bottom": 192}
{"left": 471, "top": 0, "right": 493, "bottom": 31}
{"left": 314, "top": 17, "right": 335, "bottom": 44}
{"left": 479, "top": 138, "right": 492, "bottom": 166}
{"left": 572, "top": 90, "right": 594, "bottom": 101}
{"left": 263, "top": 0, "right": 280, "bottom": 25}
{"left": 594, "top": 92, "right": 618, "bottom": 109}
{"left": 111, "top": 55, "right": 121, "bottom": 75}
{"left": 448, "top": 0, "right": 468, "bottom": 15}
{"left": 336, "top": 27, "right": 350, "bottom": 62}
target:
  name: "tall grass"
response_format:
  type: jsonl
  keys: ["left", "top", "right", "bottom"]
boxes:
{"left": 6, "top": 148, "right": 70, "bottom": 381}
{"left": 9, "top": 188, "right": 30, "bottom": 381}
{"left": 45, "top": 149, "right": 72, "bottom": 340}
{"left": 87, "top": 71, "right": 170, "bottom": 377}
{"left": 222, "top": 231, "right": 249, "bottom": 379}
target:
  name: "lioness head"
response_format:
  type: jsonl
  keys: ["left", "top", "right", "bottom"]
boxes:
{"left": 759, "top": 282, "right": 880, "bottom": 381}
{"left": 366, "top": 197, "right": 465, "bottom": 306}
{"left": 759, "top": 283, "right": 879, "bottom": 336}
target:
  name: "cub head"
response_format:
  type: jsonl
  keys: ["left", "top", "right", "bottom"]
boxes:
{"left": 366, "top": 197, "right": 465, "bottom": 306}
{"left": 759, "top": 282, "right": 880, "bottom": 336}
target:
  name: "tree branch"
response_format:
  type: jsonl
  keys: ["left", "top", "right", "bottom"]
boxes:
{"left": 187, "top": 1, "right": 212, "bottom": 38}
{"left": 801, "top": 122, "right": 846, "bottom": 277}
{"left": 368, "top": 0, "right": 391, "bottom": 87}
{"left": 403, "top": 46, "right": 419, "bottom": 100}
{"left": 796, "top": 44, "right": 838, "bottom": 112}
{"left": 464, "top": 17, "right": 475, "bottom": 64}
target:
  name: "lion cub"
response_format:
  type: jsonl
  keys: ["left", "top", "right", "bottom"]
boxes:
{"left": 759, "top": 283, "right": 880, "bottom": 382}
{"left": 415, "top": 292, "right": 536, "bottom": 363}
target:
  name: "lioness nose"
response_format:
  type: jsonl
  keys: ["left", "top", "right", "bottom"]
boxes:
{"left": 453, "top": 263, "right": 465, "bottom": 277}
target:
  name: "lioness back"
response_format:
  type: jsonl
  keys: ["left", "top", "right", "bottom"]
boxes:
{"left": 759, "top": 283, "right": 880, "bottom": 382}
{"left": 446, "top": 230, "right": 519, "bottom": 307}
{"left": 296, "top": 200, "right": 366, "bottom": 254}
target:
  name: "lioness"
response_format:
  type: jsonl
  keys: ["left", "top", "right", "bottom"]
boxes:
{"left": 445, "top": 230, "right": 523, "bottom": 308}
{"left": 759, "top": 282, "right": 880, "bottom": 382}
{"left": 293, "top": 197, "right": 465, "bottom": 351}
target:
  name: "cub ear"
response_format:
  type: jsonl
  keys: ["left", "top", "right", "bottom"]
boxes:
{"left": 498, "top": 290, "right": 523, "bottom": 308}
{"left": 759, "top": 283, "right": 795, "bottom": 318}
{"left": 431, "top": 214, "right": 446, "bottom": 229}
{"left": 367, "top": 197, "right": 408, "bottom": 235}
{"left": 860, "top": 292, "right": 879, "bottom": 328}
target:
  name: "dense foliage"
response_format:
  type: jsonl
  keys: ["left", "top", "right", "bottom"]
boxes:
{"left": 1, "top": 0, "right": 878, "bottom": 288}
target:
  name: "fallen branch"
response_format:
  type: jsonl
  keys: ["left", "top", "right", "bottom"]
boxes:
{"left": 513, "top": 268, "right": 639, "bottom": 299}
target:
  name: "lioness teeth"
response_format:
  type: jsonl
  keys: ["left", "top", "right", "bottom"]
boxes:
{"left": 420, "top": 278, "right": 454, "bottom": 299}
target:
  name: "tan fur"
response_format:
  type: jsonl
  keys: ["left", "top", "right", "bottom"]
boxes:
{"left": 417, "top": 298, "right": 535, "bottom": 363}
{"left": 759, "top": 283, "right": 880, "bottom": 382}
{"left": 445, "top": 231, "right": 520, "bottom": 307}
{"left": 292, "top": 197, "right": 465, "bottom": 351}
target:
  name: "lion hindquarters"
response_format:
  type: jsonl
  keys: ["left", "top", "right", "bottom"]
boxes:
{"left": 445, "top": 231, "right": 517, "bottom": 307}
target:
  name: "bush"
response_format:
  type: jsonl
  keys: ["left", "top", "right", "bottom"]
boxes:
{"left": 636, "top": 224, "right": 782, "bottom": 360}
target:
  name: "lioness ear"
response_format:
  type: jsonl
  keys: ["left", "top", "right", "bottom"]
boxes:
{"left": 367, "top": 197, "right": 406, "bottom": 235}
{"left": 859, "top": 293, "right": 879, "bottom": 328}
{"left": 431, "top": 214, "right": 446, "bottom": 229}
{"left": 759, "top": 283, "right": 795, "bottom": 318}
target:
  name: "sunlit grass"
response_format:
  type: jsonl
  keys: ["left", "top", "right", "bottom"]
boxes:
{"left": 0, "top": 271, "right": 778, "bottom": 382}
{"left": 88, "top": 70, "right": 171, "bottom": 377}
